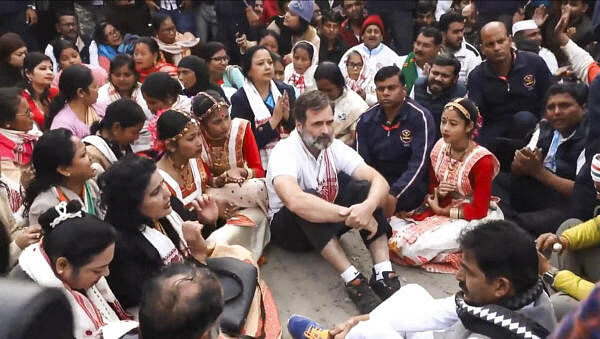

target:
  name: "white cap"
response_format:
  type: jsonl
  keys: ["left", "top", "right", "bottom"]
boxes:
{"left": 512, "top": 20, "right": 538, "bottom": 35}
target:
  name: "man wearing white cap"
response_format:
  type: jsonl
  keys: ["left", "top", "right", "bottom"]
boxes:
{"left": 512, "top": 19, "right": 558, "bottom": 74}
{"left": 535, "top": 153, "right": 600, "bottom": 321}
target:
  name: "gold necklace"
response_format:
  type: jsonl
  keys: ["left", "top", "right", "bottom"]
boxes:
{"left": 169, "top": 156, "right": 194, "bottom": 191}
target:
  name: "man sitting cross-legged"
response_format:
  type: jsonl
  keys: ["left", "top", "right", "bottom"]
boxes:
{"left": 288, "top": 220, "right": 557, "bottom": 339}
{"left": 267, "top": 90, "right": 399, "bottom": 314}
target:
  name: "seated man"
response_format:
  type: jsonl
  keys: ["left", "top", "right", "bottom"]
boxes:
{"left": 45, "top": 8, "right": 98, "bottom": 73}
{"left": 338, "top": 0, "right": 366, "bottom": 48}
{"left": 536, "top": 153, "right": 600, "bottom": 321}
{"left": 399, "top": 26, "right": 443, "bottom": 96}
{"left": 319, "top": 11, "right": 349, "bottom": 63}
{"left": 467, "top": 21, "right": 552, "bottom": 170}
{"left": 439, "top": 11, "right": 482, "bottom": 85}
{"left": 139, "top": 263, "right": 223, "bottom": 339}
{"left": 495, "top": 83, "right": 587, "bottom": 236}
{"left": 356, "top": 66, "right": 435, "bottom": 215}
{"left": 288, "top": 220, "right": 557, "bottom": 339}
{"left": 267, "top": 90, "right": 399, "bottom": 314}
{"left": 338, "top": 15, "right": 402, "bottom": 86}
{"left": 413, "top": 54, "right": 466, "bottom": 140}
{"left": 413, "top": 1, "right": 436, "bottom": 35}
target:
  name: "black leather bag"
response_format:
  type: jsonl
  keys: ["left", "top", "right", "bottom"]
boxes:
{"left": 206, "top": 257, "right": 258, "bottom": 336}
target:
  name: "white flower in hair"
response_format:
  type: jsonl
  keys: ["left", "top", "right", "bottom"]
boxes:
{"left": 49, "top": 201, "right": 83, "bottom": 229}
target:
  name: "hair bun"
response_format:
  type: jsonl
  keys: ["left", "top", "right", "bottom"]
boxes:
{"left": 39, "top": 200, "right": 85, "bottom": 234}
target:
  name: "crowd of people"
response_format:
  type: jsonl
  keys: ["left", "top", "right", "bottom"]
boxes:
{"left": 1, "top": 0, "right": 600, "bottom": 338}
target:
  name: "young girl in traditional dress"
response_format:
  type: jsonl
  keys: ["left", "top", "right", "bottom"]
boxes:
{"left": 10, "top": 201, "right": 136, "bottom": 339}
{"left": 388, "top": 98, "right": 503, "bottom": 273}
{"left": 283, "top": 41, "right": 318, "bottom": 97}
{"left": 153, "top": 109, "right": 270, "bottom": 260}
{"left": 83, "top": 99, "right": 146, "bottom": 174}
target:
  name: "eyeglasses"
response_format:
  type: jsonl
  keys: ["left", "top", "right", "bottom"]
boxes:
{"left": 210, "top": 56, "right": 230, "bottom": 63}
{"left": 17, "top": 108, "right": 32, "bottom": 117}
{"left": 346, "top": 62, "right": 363, "bottom": 69}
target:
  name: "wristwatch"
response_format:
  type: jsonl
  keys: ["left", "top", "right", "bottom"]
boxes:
{"left": 542, "top": 267, "right": 559, "bottom": 286}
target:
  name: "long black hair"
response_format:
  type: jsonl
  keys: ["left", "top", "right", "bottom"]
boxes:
{"left": 23, "top": 52, "right": 53, "bottom": 108}
{"left": 156, "top": 109, "right": 192, "bottom": 141}
{"left": 177, "top": 55, "right": 226, "bottom": 99}
{"left": 24, "top": 129, "right": 76, "bottom": 214}
{"left": 90, "top": 98, "right": 146, "bottom": 135}
{"left": 46, "top": 64, "right": 94, "bottom": 130}
{"left": 99, "top": 154, "right": 157, "bottom": 233}
{"left": 39, "top": 200, "right": 116, "bottom": 273}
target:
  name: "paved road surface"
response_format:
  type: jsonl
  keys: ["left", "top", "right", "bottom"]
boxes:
{"left": 262, "top": 230, "right": 459, "bottom": 338}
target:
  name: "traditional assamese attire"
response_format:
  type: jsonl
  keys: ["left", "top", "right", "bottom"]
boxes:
{"left": 389, "top": 139, "right": 503, "bottom": 273}
{"left": 14, "top": 243, "right": 136, "bottom": 339}
{"left": 159, "top": 150, "right": 270, "bottom": 261}
{"left": 339, "top": 50, "right": 376, "bottom": 106}
{"left": 154, "top": 32, "right": 199, "bottom": 66}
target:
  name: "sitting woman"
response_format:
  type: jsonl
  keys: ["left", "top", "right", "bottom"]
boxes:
{"left": 51, "top": 39, "right": 107, "bottom": 89}
{"left": 199, "top": 42, "right": 245, "bottom": 99}
{"left": 94, "top": 22, "right": 138, "bottom": 72}
{"left": 134, "top": 37, "right": 178, "bottom": 83}
{"left": 231, "top": 46, "right": 295, "bottom": 170}
{"left": 177, "top": 55, "right": 226, "bottom": 99}
{"left": 21, "top": 52, "right": 57, "bottom": 129}
{"left": 340, "top": 50, "right": 376, "bottom": 106}
{"left": 137, "top": 72, "right": 190, "bottom": 154}
{"left": 47, "top": 64, "right": 106, "bottom": 138}
{"left": 155, "top": 107, "right": 269, "bottom": 260}
{"left": 284, "top": 41, "right": 318, "bottom": 97}
{"left": 24, "top": 128, "right": 99, "bottom": 225}
{"left": 314, "top": 61, "right": 368, "bottom": 146}
{"left": 97, "top": 54, "right": 151, "bottom": 118}
{"left": 83, "top": 99, "right": 146, "bottom": 174}
{"left": 389, "top": 98, "right": 503, "bottom": 273}
{"left": 151, "top": 12, "right": 199, "bottom": 66}
{"left": 100, "top": 155, "right": 279, "bottom": 336}
{"left": 10, "top": 201, "right": 136, "bottom": 338}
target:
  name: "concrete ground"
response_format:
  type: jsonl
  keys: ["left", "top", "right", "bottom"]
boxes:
{"left": 261, "top": 230, "right": 459, "bottom": 338}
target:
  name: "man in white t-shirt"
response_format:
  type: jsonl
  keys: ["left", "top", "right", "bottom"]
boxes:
{"left": 267, "top": 90, "right": 399, "bottom": 314}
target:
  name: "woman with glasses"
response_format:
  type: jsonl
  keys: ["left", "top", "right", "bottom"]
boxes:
{"left": 199, "top": 42, "right": 245, "bottom": 101}
{"left": 339, "top": 50, "right": 377, "bottom": 105}
{"left": 0, "top": 88, "right": 39, "bottom": 215}
{"left": 94, "top": 22, "right": 139, "bottom": 73}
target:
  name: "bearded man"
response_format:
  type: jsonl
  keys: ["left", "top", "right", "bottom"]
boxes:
{"left": 267, "top": 90, "right": 399, "bottom": 315}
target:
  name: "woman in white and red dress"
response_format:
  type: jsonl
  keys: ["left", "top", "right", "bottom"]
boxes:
{"left": 152, "top": 109, "right": 270, "bottom": 261}
{"left": 10, "top": 201, "right": 136, "bottom": 339}
{"left": 389, "top": 98, "right": 503, "bottom": 273}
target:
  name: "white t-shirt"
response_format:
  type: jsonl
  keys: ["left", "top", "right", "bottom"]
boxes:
{"left": 266, "top": 129, "right": 365, "bottom": 219}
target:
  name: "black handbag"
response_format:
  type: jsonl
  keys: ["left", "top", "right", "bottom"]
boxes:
{"left": 206, "top": 257, "right": 258, "bottom": 336}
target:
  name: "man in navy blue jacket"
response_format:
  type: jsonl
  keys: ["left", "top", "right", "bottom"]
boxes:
{"left": 467, "top": 21, "right": 552, "bottom": 170}
{"left": 356, "top": 66, "right": 435, "bottom": 216}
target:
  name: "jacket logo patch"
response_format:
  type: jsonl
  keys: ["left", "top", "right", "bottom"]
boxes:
{"left": 336, "top": 112, "right": 347, "bottom": 121}
{"left": 400, "top": 129, "right": 412, "bottom": 145}
{"left": 523, "top": 74, "right": 536, "bottom": 90}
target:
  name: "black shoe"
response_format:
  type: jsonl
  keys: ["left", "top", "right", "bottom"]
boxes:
{"left": 369, "top": 270, "right": 401, "bottom": 301}
{"left": 345, "top": 274, "right": 381, "bottom": 314}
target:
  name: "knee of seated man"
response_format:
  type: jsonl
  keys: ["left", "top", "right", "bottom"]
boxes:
{"left": 512, "top": 111, "right": 538, "bottom": 130}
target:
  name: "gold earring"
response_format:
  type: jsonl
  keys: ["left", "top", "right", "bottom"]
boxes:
{"left": 65, "top": 172, "right": 71, "bottom": 177}
{"left": 5, "top": 124, "right": 10, "bottom": 128}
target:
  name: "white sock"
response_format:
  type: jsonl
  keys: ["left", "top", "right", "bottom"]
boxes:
{"left": 341, "top": 265, "right": 360, "bottom": 283}
{"left": 373, "top": 261, "right": 393, "bottom": 280}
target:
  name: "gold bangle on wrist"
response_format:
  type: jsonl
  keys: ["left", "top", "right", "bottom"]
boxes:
{"left": 450, "top": 207, "right": 460, "bottom": 219}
